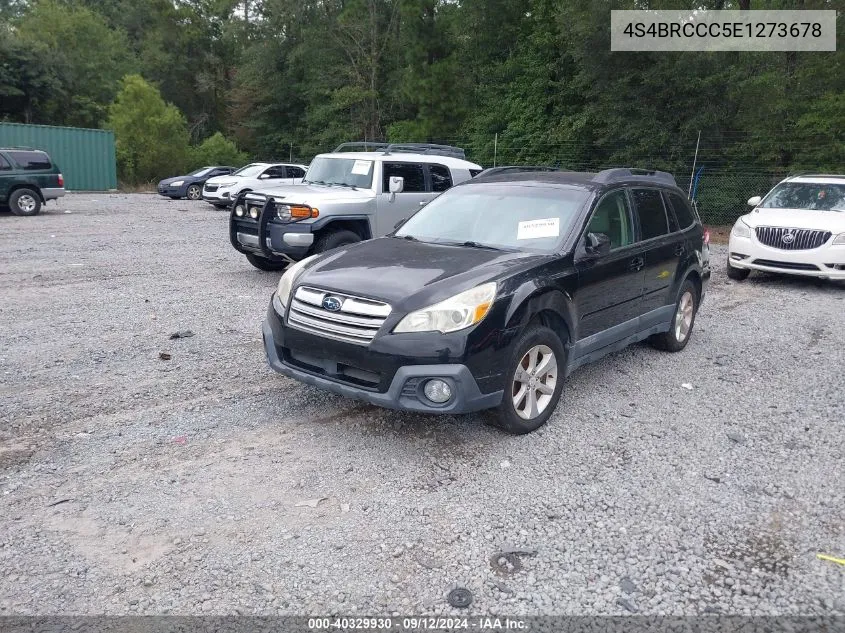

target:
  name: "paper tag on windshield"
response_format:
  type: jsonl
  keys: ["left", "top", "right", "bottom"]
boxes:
{"left": 351, "top": 160, "right": 372, "bottom": 175}
{"left": 517, "top": 218, "right": 559, "bottom": 240}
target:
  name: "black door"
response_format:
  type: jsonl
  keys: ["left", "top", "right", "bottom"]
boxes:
{"left": 630, "top": 188, "right": 684, "bottom": 316}
{"left": 574, "top": 189, "right": 646, "bottom": 343}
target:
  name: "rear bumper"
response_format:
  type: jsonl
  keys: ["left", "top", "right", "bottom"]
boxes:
{"left": 262, "top": 299, "right": 504, "bottom": 414}
{"left": 729, "top": 234, "right": 845, "bottom": 279}
{"left": 41, "top": 187, "right": 65, "bottom": 201}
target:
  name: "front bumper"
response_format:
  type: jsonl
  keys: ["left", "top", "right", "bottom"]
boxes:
{"left": 229, "top": 197, "right": 315, "bottom": 261}
{"left": 157, "top": 184, "right": 186, "bottom": 198}
{"left": 202, "top": 188, "right": 232, "bottom": 204}
{"left": 729, "top": 233, "right": 845, "bottom": 279}
{"left": 262, "top": 299, "right": 504, "bottom": 414}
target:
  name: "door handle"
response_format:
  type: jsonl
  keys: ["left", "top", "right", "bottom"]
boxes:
{"left": 419, "top": 201, "right": 427, "bottom": 206}
{"left": 628, "top": 257, "right": 644, "bottom": 272}
{"left": 674, "top": 244, "right": 685, "bottom": 256}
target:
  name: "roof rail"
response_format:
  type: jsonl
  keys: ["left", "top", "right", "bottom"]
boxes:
{"left": 332, "top": 142, "right": 466, "bottom": 160}
{"left": 333, "top": 142, "right": 391, "bottom": 153}
{"left": 478, "top": 165, "right": 559, "bottom": 177}
{"left": 593, "top": 168, "right": 677, "bottom": 186}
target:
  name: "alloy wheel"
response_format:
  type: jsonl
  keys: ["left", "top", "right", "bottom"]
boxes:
{"left": 18, "top": 195, "right": 37, "bottom": 213}
{"left": 187, "top": 186, "right": 201, "bottom": 200}
{"left": 511, "top": 344, "right": 558, "bottom": 420}
{"left": 674, "top": 291, "right": 694, "bottom": 342}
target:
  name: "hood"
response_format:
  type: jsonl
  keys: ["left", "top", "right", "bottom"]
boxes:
{"left": 250, "top": 183, "right": 375, "bottom": 204}
{"left": 297, "top": 237, "right": 549, "bottom": 310}
{"left": 744, "top": 207, "right": 845, "bottom": 233}
{"left": 206, "top": 173, "right": 241, "bottom": 185}
{"left": 159, "top": 175, "right": 191, "bottom": 186}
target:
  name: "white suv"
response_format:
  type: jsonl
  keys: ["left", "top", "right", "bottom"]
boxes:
{"left": 727, "top": 175, "right": 845, "bottom": 281}
{"left": 202, "top": 162, "right": 307, "bottom": 208}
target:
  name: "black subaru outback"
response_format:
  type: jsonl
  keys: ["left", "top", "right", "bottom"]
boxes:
{"left": 262, "top": 168, "right": 710, "bottom": 434}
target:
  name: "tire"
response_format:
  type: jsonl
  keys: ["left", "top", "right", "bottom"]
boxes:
{"left": 186, "top": 184, "right": 202, "bottom": 200}
{"left": 245, "top": 253, "right": 289, "bottom": 272}
{"left": 313, "top": 229, "right": 362, "bottom": 254}
{"left": 491, "top": 325, "right": 566, "bottom": 435}
{"left": 726, "top": 259, "right": 750, "bottom": 281}
{"left": 649, "top": 278, "right": 699, "bottom": 352}
{"left": 9, "top": 188, "right": 42, "bottom": 216}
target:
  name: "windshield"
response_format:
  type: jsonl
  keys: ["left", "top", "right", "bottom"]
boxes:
{"left": 232, "top": 164, "right": 266, "bottom": 178}
{"left": 761, "top": 182, "right": 845, "bottom": 211}
{"left": 304, "top": 157, "right": 374, "bottom": 189}
{"left": 189, "top": 167, "right": 213, "bottom": 177}
{"left": 396, "top": 184, "right": 590, "bottom": 253}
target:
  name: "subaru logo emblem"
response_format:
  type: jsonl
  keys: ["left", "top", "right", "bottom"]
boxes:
{"left": 781, "top": 231, "right": 795, "bottom": 244}
{"left": 322, "top": 296, "right": 343, "bottom": 311}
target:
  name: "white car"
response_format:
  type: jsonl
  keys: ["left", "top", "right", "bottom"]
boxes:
{"left": 727, "top": 175, "right": 845, "bottom": 281}
{"left": 202, "top": 162, "right": 307, "bottom": 208}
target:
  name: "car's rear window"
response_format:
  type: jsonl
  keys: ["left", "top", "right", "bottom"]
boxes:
{"left": 8, "top": 151, "right": 52, "bottom": 170}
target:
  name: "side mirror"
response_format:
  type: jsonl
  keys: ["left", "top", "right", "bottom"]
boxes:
{"left": 388, "top": 176, "right": 404, "bottom": 202}
{"left": 585, "top": 232, "right": 611, "bottom": 257}
{"left": 389, "top": 176, "right": 405, "bottom": 194}
{"left": 747, "top": 195, "right": 762, "bottom": 207}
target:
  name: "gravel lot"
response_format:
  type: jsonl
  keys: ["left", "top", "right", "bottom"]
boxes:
{"left": 1, "top": 193, "right": 843, "bottom": 616}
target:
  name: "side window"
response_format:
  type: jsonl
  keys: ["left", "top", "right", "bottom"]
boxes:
{"left": 288, "top": 166, "right": 306, "bottom": 179}
{"left": 666, "top": 192, "right": 696, "bottom": 229}
{"left": 631, "top": 189, "right": 669, "bottom": 240}
{"left": 665, "top": 194, "right": 680, "bottom": 233}
{"left": 8, "top": 150, "right": 51, "bottom": 170}
{"left": 261, "top": 166, "right": 286, "bottom": 179}
{"left": 383, "top": 163, "right": 426, "bottom": 193}
{"left": 0, "top": 154, "right": 11, "bottom": 170}
{"left": 587, "top": 190, "right": 634, "bottom": 249}
{"left": 429, "top": 164, "right": 453, "bottom": 192}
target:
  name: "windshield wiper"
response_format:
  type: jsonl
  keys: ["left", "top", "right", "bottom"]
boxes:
{"left": 332, "top": 182, "right": 358, "bottom": 190}
{"left": 440, "top": 240, "right": 505, "bottom": 251}
{"left": 305, "top": 180, "right": 333, "bottom": 186}
{"left": 396, "top": 234, "right": 418, "bottom": 241}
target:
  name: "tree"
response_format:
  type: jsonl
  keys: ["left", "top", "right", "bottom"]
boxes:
{"left": 190, "top": 132, "right": 248, "bottom": 168}
{"left": 107, "top": 75, "right": 191, "bottom": 184}
{"left": 16, "top": 0, "right": 136, "bottom": 127}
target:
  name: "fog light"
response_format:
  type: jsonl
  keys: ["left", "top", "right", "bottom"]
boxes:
{"left": 423, "top": 379, "right": 452, "bottom": 404}
{"left": 249, "top": 206, "right": 260, "bottom": 219}
{"left": 234, "top": 204, "right": 245, "bottom": 217}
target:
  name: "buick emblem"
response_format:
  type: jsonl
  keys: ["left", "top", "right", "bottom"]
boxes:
{"left": 322, "top": 296, "right": 343, "bottom": 311}
{"left": 781, "top": 231, "right": 795, "bottom": 244}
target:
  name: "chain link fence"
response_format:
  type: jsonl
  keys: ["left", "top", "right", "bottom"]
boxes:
{"left": 691, "top": 170, "right": 785, "bottom": 226}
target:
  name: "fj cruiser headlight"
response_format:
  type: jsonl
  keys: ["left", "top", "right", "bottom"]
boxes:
{"left": 276, "top": 204, "right": 292, "bottom": 221}
{"left": 731, "top": 218, "right": 752, "bottom": 239}
{"left": 393, "top": 283, "right": 496, "bottom": 334}
{"left": 832, "top": 233, "right": 845, "bottom": 245}
{"left": 276, "top": 256, "right": 317, "bottom": 308}
{"left": 171, "top": 180, "right": 184, "bottom": 187}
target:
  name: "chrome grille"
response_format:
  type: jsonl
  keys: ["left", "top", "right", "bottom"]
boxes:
{"left": 755, "top": 226, "right": 831, "bottom": 250}
{"left": 287, "top": 286, "right": 391, "bottom": 345}
{"left": 204, "top": 184, "right": 218, "bottom": 192}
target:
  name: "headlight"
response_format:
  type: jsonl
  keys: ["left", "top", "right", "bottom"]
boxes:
{"left": 276, "top": 204, "right": 291, "bottom": 221}
{"left": 216, "top": 181, "right": 235, "bottom": 188}
{"left": 248, "top": 206, "right": 260, "bottom": 219}
{"left": 276, "top": 256, "right": 317, "bottom": 308}
{"left": 393, "top": 283, "right": 496, "bottom": 334}
{"left": 234, "top": 204, "right": 245, "bottom": 217}
{"left": 833, "top": 233, "right": 845, "bottom": 245}
{"left": 171, "top": 180, "right": 184, "bottom": 187}
{"left": 731, "top": 218, "right": 752, "bottom": 239}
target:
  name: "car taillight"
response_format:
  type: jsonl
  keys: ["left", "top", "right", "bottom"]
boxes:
{"left": 57, "top": 173, "right": 64, "bottom": 187}
{"left": 703, "top": 229, "right": 710, "bottom": 245}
